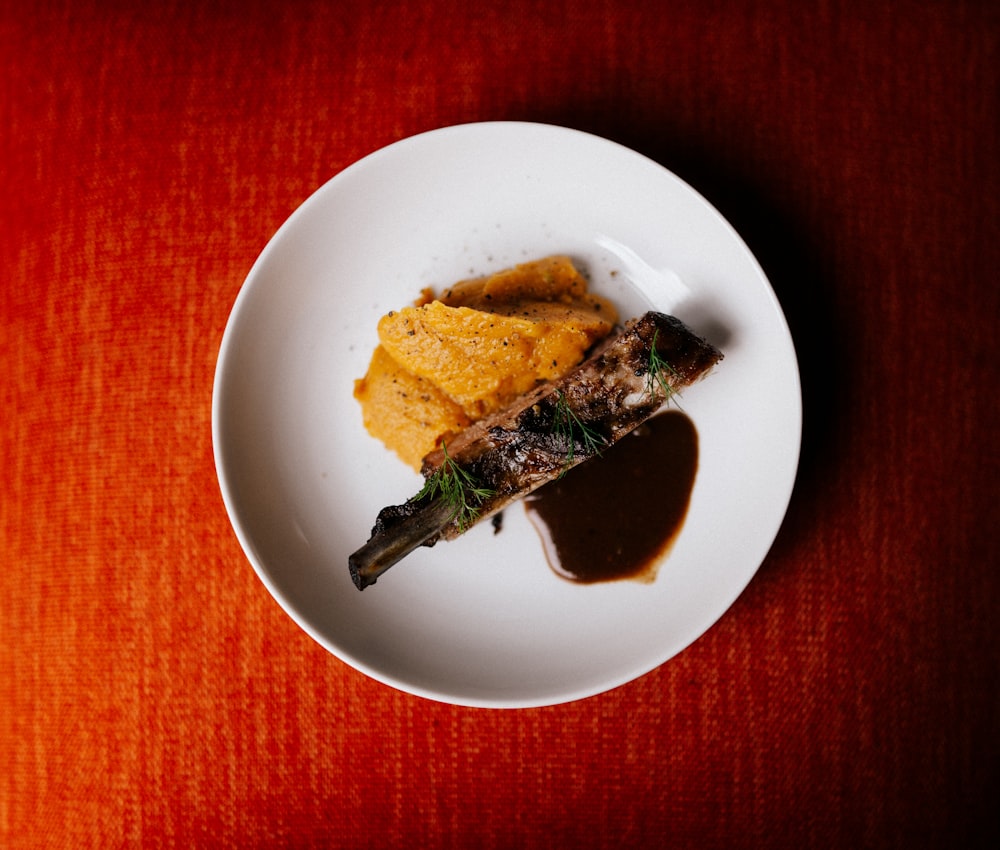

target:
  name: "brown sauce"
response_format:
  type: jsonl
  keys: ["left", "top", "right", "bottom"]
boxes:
{"left": 524, "top": 411, "right": 699, "bottom": 584}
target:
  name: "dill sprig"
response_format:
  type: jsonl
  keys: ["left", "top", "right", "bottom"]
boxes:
{"left": 416, "top": 443, "right": 495, "bottom": 532}
{"left": 551, "top": 390, "right": 606, "bottom": 475}
{"left": 646, "top": 329, "right": 681, "bottom": 403}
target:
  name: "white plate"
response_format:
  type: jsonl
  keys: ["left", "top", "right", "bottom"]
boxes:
{"left": 212, "top": 122, "right": 801, "bottom": 708}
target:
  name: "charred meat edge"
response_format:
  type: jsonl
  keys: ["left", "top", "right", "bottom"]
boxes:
{"left": 348, "top": 312, "right": 722, "bottom": 590}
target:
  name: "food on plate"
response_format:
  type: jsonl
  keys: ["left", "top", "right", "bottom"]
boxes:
{"left": 353, "top": 256, "right": 617, "bottom": 469}
{"left": 349, "top": 311, "right": 722, "bottom": 589}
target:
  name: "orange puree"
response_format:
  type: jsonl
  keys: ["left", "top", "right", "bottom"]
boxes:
{"left": 353, "top": 345, "right": 471, "bottom": 470}
{"left": 354, "top": 256, "right": 617, "bottom": 470}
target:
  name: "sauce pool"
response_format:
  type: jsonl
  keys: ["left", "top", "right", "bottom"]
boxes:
{"left": 524, "top": 411, "right": 699, "bottom": 584}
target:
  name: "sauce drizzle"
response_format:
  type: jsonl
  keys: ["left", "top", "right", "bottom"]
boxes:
{"left": 524, "top": 411, "right": 699, "bottom": 584}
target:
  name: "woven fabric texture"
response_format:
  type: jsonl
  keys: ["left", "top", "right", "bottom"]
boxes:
{"left": 2, "top": 1, "right": 997, "bottom": 847}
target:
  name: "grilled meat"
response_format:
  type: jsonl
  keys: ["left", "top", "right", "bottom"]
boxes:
{"left": 349, "top": 312, "right": 722, "bottom": 589}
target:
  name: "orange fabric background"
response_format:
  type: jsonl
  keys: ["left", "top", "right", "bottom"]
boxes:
{"left": 2, "top": 1, "right": 997, "bottom": 847}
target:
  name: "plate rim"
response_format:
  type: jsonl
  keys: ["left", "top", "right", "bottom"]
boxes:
{"left": 212, "top": 121, "right": 803, "bottom": 708}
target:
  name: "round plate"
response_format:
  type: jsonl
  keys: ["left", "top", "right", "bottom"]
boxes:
{"left": 212, "top": 122, "right": 801, "bottom": 708}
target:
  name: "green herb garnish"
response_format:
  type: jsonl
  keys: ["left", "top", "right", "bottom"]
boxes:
{"left": 416, "top": 443, "right": 495, "bottom": 532}
{"left": 646, "top": 329, "right": 681, "bottom": 402}
{"left": 551, "top": 390, "right": 606, "bottom": 475}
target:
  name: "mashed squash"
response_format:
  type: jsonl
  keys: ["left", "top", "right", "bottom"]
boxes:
{"left": 354, "top": 256, "right": 618, "bottom": 470}
{"left": 353, "top": 345, "right": 472, "bottom": 470}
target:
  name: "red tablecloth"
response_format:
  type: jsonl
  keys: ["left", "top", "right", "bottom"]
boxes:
{"left": 3, "top": 2, "right": 997, "bottom": 847}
